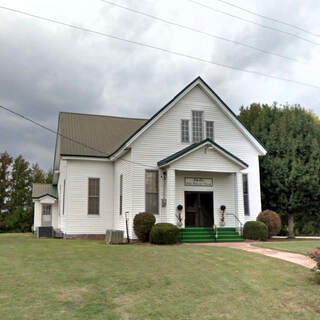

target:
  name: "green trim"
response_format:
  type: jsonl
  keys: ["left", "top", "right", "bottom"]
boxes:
{"left": 32, "top": 193, "right": 58, "bottom": 200}
{"left": 157, "top": 138, "right": 248, "bottom": 168}
{"left": 109, "top": 76, "right": 266, "bottom": 158}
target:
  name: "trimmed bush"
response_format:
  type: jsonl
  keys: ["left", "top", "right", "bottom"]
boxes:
{"left": 133, "top": 212, "right": 156, "bottom": 242}
{"left": 150, "top": 223, "right": 180, "bottom": 245}
{"left": 243, "top": 221, "right": 268, "bottom": 241}
{"left": 257, "top": 209, "right": 281, "bottom": 238}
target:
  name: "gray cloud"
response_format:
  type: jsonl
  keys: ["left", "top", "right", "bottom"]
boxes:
{"left": 0, "top": 0, "right": 319, "bottom": 169}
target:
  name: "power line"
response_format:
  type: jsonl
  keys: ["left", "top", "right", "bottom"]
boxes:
{"left": 0, "top": 5, "right": 319, "bottom": 89}
{"left": 213, "top": 0, "right": 320, "bottom": 37}
{"left": 0, "top": 105, "right": 157, "bottom": 169}
{"left": 186, "top": 0, "right": 320, "bottom": 46}
{"left": 101, "top": 0, "right": 305, "bottom": 64}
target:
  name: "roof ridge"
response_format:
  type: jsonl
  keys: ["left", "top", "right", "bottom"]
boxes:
{"left": 59, "top": 111, "right": 148, "bottom": 121}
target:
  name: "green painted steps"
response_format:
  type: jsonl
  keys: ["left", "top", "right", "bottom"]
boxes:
{"left": 180, "top": 227, "right": 244, "bottom": 243}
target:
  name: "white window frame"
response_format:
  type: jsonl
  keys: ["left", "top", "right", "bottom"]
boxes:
{"left": 181, "top": 119, "right": 190, "bottom": 143}
{"left": 192, "top": 110, "right": 204, "bottom": 143}
{"left": 206, "top": 121, "right": 214, "bottom": 140}
{"left": 88, "top": 178, "right": 100, "bottom": 215}
{"left": 243, "top": 174, "right": 250, "bottom": 216}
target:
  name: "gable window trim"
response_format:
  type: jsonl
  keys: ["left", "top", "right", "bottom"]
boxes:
{"left": 88, "top": 177, "right": 100, "bottom": 215}
{"left": 145, "top": 170, "right": 159, "bottom": 215}
{"left": 119, "top": 174, "right": 123, "bottom": 215}
{"left": 181, "top": 119, "right": 190, "bottom": 143}
{"left": 206, "top": 121, "right": 214, "bottom": 141}
{"left": 192, "top": 110, "right": 204, "bottom": 143}
{"left": 243, "top": 174, "right": 250, "bottom": 216}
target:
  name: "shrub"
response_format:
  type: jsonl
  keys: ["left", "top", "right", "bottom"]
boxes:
{"left": 133, "top": 212, "right": 156, "bottom": 242}
{"left": 257, "top": 209, "right": 281, "bottom": 238}
{"left": 310, "top": 248, "right": 320, "bottom": 279}
{"left": 243, "top": 221, "right": 268, "bottom": 241}
{"left": 150, "top": 223, "right": 180, "bottom": 245}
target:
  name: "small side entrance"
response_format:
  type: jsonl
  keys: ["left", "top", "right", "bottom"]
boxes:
{"left": 41, "top": 204, "right": 52, "bottom": 227}
{"left": 185, "top": 191, "right": 214, "bottom": 227}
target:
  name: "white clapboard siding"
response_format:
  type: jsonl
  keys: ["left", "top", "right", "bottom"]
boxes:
{"left": 63, "top": 160, "right": 114, "bottom": 235}
{"left": 33, "top": 199, "right": 59, "bottom": 229}
{"left": 113, "top": 151, "right": 134, "bottom": 238}
{"left": 130, "top": 85, "right": 262, "bottom": 222}
{"left": 170, "top": 145, "right": 243, "bottom": 173}
{"left": 175, "top": 171, "right": 236, "bottom": 227}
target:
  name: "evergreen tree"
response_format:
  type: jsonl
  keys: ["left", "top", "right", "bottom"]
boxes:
{"left": 0, "top": 152, "right": 12, "bottom": 231}
{"left": 239, "top": 104, "right": 320, "bottom": 237}
{"left": 6, "top": 155, "right": 33, "bottom": 232}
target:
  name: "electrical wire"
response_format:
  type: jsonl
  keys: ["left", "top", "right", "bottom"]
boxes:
{"left": 0, "top": 104, "right": 158, "bottom": 169}
{"left": 101, "top": 0, "right": 305, "bottom": 64}
{"left": 186, "top": 0, "right": 320, "bottom": 46}
{"left": 213, "top": 0, "right": 320, "bottom": 37}
{"left": 0, "top": 5, "right": 319, "bottom": 89}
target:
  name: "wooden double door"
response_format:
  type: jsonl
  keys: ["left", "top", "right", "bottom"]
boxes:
{"left": 185, "top": 191, "right": 214, "bottom": 227}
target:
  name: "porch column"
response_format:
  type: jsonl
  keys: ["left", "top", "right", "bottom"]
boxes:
{"left": 166, "top": 168, "right": 176, "bottom": 225}
{"left": 235, "top": 172, "right": 245, "bottom": 225}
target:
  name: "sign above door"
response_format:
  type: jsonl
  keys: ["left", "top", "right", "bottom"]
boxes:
{"left": 184, "top": 177, "right": 213, "bottom": 187}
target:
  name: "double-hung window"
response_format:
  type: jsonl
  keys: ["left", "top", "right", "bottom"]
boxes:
{"left": 145, "top": 170, "right": 159, "bottom": 214}
{"left": 88, "top": 178, "right": 100, "bottom": 215}
{"left": 243, "top": 174, "right": 250, "bottom": 216}
{"left": 206, "top": 121, "right": 214, "bottom": 140}
{"left": 119, "top": 174, "right": 123, "bottom": 215}
{"left": 192, "top": 111, "right": 203, "bottom": 143}
{"left": 181, "top": 119, "right": 190, "bottom": 143}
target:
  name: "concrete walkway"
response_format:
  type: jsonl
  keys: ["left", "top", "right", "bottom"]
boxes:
{"left": 194, "top": 242, "right": 316, "bottom": 269}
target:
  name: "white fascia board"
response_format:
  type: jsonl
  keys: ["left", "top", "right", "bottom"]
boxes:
{"left": 61, "top": 156, "right": 111, "bottom": 162}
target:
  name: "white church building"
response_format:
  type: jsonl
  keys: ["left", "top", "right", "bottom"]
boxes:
{"left": 32, "top": 77, "right": 266, "bottom": 239}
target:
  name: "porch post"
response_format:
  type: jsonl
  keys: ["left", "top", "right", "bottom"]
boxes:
{"left": 235, "top": 172, "right": 245, "bottom": 225}
{"left": 166, "top": 168, "right": 176, "bottom": 225}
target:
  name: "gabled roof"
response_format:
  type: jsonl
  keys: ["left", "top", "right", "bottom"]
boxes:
{"left": 32, "top": 184, "right": 58, "bottom": 199}
{"left": 157, "top": 138, "right": 248, "bottom": 169}
{"left": 57, "top": 112, "right": 148, "bottom": 157}
{"left": 53, "top": 77, "right": 266, "bottom": 169}
{"left": 110, "top": 77, "right": 266, "bottom": 159}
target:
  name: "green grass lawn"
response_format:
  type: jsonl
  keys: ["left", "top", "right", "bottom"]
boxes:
{"left": 253, "top": 240, "right": 320, "bottom": 256}
{"left": 1, "top": 234, "right": 320, "bottom": 320}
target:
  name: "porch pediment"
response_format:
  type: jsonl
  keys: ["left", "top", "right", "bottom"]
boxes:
{"left": 157, "top": 139, "right": 248, "bottom": 172}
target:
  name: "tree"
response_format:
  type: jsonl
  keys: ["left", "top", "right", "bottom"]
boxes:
{"left": 0, "top": 152, "right": 12, "bottom": 231}
{"left": 6, "top": 156, "right": 33, "bottom": 232}
{"left": 239, "top": 103, "right": 320, "bottom": 237}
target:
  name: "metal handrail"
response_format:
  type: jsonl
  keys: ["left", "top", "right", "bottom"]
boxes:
{"left": 226, "top": 213, "right": 243, "bottom": 236}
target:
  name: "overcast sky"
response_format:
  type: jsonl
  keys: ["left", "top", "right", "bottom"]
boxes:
{"left": 0, "top": 0, "right": 319, "bottom": 169}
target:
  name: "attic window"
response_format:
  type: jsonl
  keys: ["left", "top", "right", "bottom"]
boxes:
{"left": 192, "top": 111, "right": 203, "bottom": 143}
{"left": 206, "top": 121, "right": 214, "bottom": 140}
{"left": 181, "top": 119, "right": 189, "bottom": 143}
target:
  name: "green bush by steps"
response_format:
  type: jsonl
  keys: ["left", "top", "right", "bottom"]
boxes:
{"left": 243, "top": 221, "right": 268, "bottom": 241}
{"left": 150, "top": 223, "right": 180, "bottom": 245}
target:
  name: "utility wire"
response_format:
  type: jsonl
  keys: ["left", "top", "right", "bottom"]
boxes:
{"left": 0, "top": 5, "right": 319, "bottom": 89}
{"left": 213, "top": 0, "right": 320, "bottom": 37}
{"left": 101, "top": 0, "right": 305, "bottom": 65}
{"left": 0, "top": 105, "right": 158, "bottom": 169}
{"left": 186, "top": 0, "right": 320, "bottom": 46}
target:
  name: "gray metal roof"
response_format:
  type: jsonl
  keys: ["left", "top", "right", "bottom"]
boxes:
{"left": 58, "top": 112, "right": 148, "bottom": 157}
{"left": 32, "top": 184, "right": 58, "bottom": 199}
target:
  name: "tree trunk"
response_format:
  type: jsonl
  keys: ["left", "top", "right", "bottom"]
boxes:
{"left": 288, "top": 214, "right": 295, "bottom": 238}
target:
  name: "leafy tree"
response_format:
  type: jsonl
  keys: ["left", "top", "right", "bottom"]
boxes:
{"left": 0, "top": 152, "right": 12, "bottom": 231}
{"left": 239, "top": 103, "right": 320, "bottom": 237}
